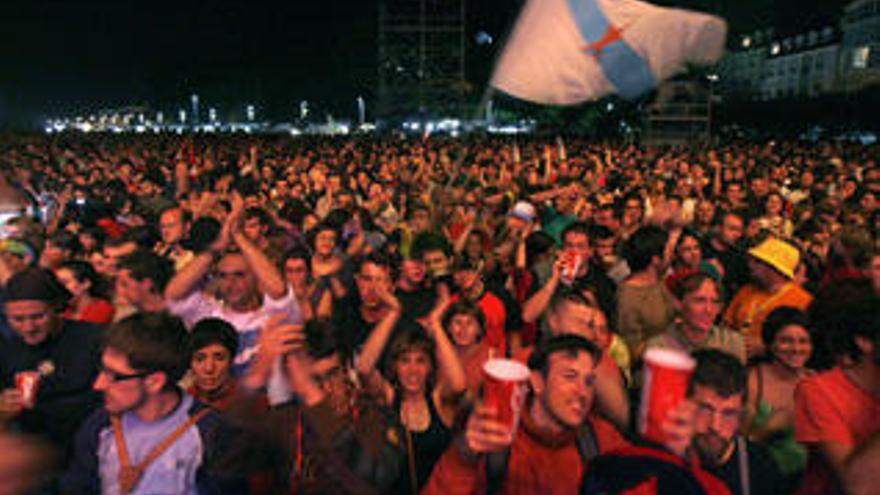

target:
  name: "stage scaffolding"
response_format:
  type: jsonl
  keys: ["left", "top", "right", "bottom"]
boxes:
{"left": 377, "top": 0, "right": 467, "bottom": 121}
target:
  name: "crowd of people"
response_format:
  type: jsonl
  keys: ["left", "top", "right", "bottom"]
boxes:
{"left": 0, "top": 132, "right": 877, "bottom": 495}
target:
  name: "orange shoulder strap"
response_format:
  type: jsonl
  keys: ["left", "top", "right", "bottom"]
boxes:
{"left": 111, "top": 407, "right": 212, "bottom": 494}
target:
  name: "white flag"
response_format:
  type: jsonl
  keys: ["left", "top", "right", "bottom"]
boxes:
{"left": 491, "top": 0, "right": 727, "bottom": 105}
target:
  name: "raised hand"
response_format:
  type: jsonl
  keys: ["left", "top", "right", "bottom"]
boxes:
{"left": 464, "top": 404, "right": 514, "bottom": 454}
{"left": 660, "top": 399, "right": 697, "bottom": 457}
{"left": 258, "top": 313, "right": 305, "bottom": 361}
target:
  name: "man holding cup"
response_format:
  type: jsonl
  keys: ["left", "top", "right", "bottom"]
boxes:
{"left": 0, "top": 268, "right": 104, "bottom": 464}
{"left": 423, "top": 335, "right": 702, "bottom": 494}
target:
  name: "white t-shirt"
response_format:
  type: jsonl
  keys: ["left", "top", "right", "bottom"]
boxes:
{"left": 168, "top": 289, "right": 302, "bottom": 405}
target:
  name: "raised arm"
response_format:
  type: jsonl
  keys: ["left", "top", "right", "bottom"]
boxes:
{"left": 521, "top": 253, "right": 564, "bottom": 324}
{"left": 354, "top": 289, "right": 402, "bottom": 382}
{"left": 166, "top": 192, "right": 238, "bottom": 301}
{"left": 232, "top": 230, "right": 286, "bottom": 300}
{"left": 164, "top": 251, "right": 215, "bottom": 301}
{"left": 427, "top": 286, "right": 466, "bottom": 403}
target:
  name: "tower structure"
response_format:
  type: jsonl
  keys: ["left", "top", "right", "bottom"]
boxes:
{"left": 377, "top": 0, "right": 467, "bottom": 121}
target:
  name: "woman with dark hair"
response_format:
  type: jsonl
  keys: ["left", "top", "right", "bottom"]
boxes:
{"left": 671, "top": 229, "right": 703, "bottom": 272}
{"left": 746, "top": 306, "right": 812, "bottom": 485}
{"left": 355, "top": 288, "right": 466, "bottom": 494}
{"left": 186, "top": 318, "right": 241, "bottom": 410}
{"left": 54, "top": 260, "right": 114, "bottom": 324}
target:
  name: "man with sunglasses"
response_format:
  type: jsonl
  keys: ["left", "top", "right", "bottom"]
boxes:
{"left": 0, "top": 268, "right": 103, "bottom": 466}
{"left": 61, "top": 312, "right": 249, "bottom": 494}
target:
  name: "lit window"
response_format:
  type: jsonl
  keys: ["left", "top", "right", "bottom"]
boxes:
{"left": 853, "top": 46, "right": 870, "bottom": 69}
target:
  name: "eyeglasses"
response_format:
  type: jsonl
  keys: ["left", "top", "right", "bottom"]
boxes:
{"left": 99, "top": 367, "right": 154, "bottom": 383}
{"left": 695, "top": 402, "right": 742, "bottom": 424}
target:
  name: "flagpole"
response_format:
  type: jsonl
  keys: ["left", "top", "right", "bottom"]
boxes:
{"left": 474, "top": 0, "right": 528, "bottom": 121}
{"left": 476, "top": 86, "right": 495, "bottom": 121}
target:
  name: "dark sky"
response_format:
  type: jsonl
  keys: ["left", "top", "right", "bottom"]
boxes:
{"left": 0, "top": 0, "right": 847, "bottom": 129}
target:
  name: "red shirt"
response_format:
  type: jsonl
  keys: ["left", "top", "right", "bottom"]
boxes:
{"left": 794, "top": 367, "right": 880, "bottom": 495}
{"left": 422, "top": 410, "right": 628, "bottom": 495}
{"left": 64, "top": 299, "right": 115, "bottom": 325}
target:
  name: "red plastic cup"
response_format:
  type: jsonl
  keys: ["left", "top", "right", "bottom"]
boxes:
{"left": 483, "top": 359, "right": 530, "bottom": 435}
{"left": 15, "top": 371, "right": 41, "bottom": 409}
{"left": 638, "top": 348, "right": 696, "bottom": 444}
{"left": 561, "top": 251, "right": 582, "bottom": 285}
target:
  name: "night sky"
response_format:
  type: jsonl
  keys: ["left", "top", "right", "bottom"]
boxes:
{"left": 0, "top": 0, "right": 847, "bottom": 129}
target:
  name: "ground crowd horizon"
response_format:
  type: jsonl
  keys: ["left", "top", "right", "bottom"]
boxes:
{"left": 0, "top": 133, "right": 877, "bottom": 495}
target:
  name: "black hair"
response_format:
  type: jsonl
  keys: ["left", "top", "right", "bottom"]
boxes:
{"left": 188, "top": 217, "right": 222, "bottom": 254}
{"left": 105, "top": 312, "right": 190, "bottom": 388}
{"left": 525, "top": 231, "right": 555, "bottom": 263}
{"left": 189, "top": 317, "right": 239, "bottom": 361}
{"left": 125, "top": 225, "right": 160, "bottom": 251}
{"left": 283, "top": 244, "right": 313, "bottom": 263}
{"left": 588, "top": 224, "right": 615, "bottom": 241}
{"left": 688, "top": 349, "right": 747, "bottom": 399}
{"left": 442, "top": 300, "right": 486, "bottom": 341}
{"left": 528, "top": 334, "right": 601, "bottom": 377}
{"left": 305, "top": 319, "right": 347, "bottom": 362}
{"left": 761, "top": 306, "right": 810, "bottom": 348}
{"left": 119, "top": 250, "right": 175, "bottom": 293}
{"left": 809, "top": 281, "right": 879, "bottom": 366}
{"left": 244, "top": 207, "right": 273, "bottom": 229}
{"left": 561, "top": 221, "right": 591, "bottom": 245}
{"left": 58, "top": 259, "right": 109, "bottom": 299}
{"left": 47, "top": 230, "right": 80, "bottom": 254}
{"left": 622, "top": 225, "right": 668, "bottom": 272}
{"left": 411, "top": 232, "right": 452, "bottom": 260}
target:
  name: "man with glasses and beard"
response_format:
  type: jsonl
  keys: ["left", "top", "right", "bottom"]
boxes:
{"left": 689, "top": 349, "right": 786, "bottom": 495}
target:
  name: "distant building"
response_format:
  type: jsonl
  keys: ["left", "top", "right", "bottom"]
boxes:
{"left": 719, "top": 27, "right": 839, "bottom": 101}
{"left": 839, "top": 0, "right": 880, "bottom": 92}
{"left": 718, "top": 0, "right": 879, "bottom": 101}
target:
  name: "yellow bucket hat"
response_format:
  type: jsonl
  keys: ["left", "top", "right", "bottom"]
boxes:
{"left": 747, "top": 237, "right": 799, "bottom": 279}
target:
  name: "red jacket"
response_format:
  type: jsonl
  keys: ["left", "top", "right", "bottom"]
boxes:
{"left": 422, "top": 407, "right": 628, "bottom": 495}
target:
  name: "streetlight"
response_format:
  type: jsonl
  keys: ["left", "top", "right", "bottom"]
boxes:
{"left": 190, "top": 94, "right": 200, "bottom": 124}
{"left": 356, "top": 96, "right": 365, "bottom": 126}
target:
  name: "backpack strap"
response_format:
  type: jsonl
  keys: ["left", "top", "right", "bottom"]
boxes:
{"left": 737, "top": 435, "right": 751, "bottom": 495}
{"left": 577, "top": 421, "right": 599, "bottom": 495}
{"left": 111, "top": 407, "right": 211, "bottom": 494}
{"left": 484, "top": 448, "right": 510, "bottom": 495}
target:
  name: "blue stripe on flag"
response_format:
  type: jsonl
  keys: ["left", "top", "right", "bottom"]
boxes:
{"left": 567, "top": 0, "right": 656, "bottom": 98}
